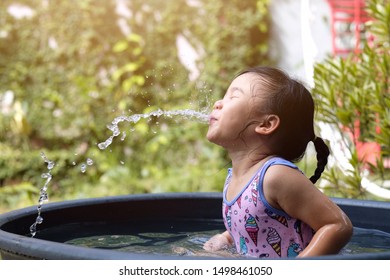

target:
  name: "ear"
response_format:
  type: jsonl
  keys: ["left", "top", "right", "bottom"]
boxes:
{"left": 255, "top": 114, "right": 280, "bottom": 135}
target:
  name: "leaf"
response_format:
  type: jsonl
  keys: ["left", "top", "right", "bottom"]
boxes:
{"left": 112, "top": 68, "right": 124, "bottom": 81}
{"left": 113, "top": 40, "right": 128, "bottom": 52}
{"left": 122, "top": 78, "right": 134, "bottom": 92}
{"left": 127, "top": 33, "right": 143, "bottom": 43}
{"left": 122, "top": 63, "right": 139, "bottom": 72}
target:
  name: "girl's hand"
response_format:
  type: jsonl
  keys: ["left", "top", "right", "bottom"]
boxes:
{"left": 203, "top": 231, "right": 233, "bottom": 252}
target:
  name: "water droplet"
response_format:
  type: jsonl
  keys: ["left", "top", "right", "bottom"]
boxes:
{"left": 120, "top": 161, "right": 125, "bottom": 165}
{"left": 40, "top": 152, "right": 48, "bottom": 161}
{"left": 80, "top": 163, "right": 87, "bottom": 173}
{"left": 47, "top": 161, "right": 55, "bottom": 170}
{"left": 98, "top": 143, "right": 106, "bottom": 150}
{"left": 86, "top": 158, "right": 94, "bottom": 166}
{"left": 72, "top": 161, "right": 76, "bottom": 166}
{"left": 106, "top": 124, "right": 114, "bottom": 131}
{"left": 30, "top": 224, "right": 37, "bottom": 236}
{"left": 98, "top": 136, "right": 113, "bottom": 150}
{"left": 113, "top": 128, "right": 120, "bottom": 137}
{"left": 39, "top": 193, "right": 48, "bottom": 202}
{"left": 36, "top": 216, "right": 43, "bottom": 224}
{"left": 132, "top": 115, "right": 141, "bottom": 123}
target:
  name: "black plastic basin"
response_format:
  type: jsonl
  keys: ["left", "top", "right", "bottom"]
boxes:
{"left": 0, "top": 192, "right": 389, "bottom": 259}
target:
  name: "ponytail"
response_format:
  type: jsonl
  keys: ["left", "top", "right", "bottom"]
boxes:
{"left": 309, "top": 137, "right": 330, "bottom": 184}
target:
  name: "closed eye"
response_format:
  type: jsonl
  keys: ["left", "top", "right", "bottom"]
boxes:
{"left": 230, "top": 87, "right": 244, "bottom": 98}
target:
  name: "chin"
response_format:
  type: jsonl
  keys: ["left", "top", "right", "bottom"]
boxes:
{"left": 206, "top": 136, "right": 225, "bottom": 148}
{"left": 206, "top": 134, "right": 215, "bottom": 143}
{"left": 206, "top": 132, "right": 218, "bottom": 144}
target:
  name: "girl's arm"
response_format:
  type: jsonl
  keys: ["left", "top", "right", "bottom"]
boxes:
{"left": 203, "top": 230, "right": 233, "bottom": 252}
{"left": 264, "top": 165, "right": 353, "bottom": 257}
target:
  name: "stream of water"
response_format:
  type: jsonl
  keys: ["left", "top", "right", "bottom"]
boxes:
{"left": 97, "top": 109, "right": 209, "bottom": 150}
{"left": 29, "top": 152, "right": 55, "bottom": 237}
{"left": 29, "top": 109, "right": 209, "bottom": 237}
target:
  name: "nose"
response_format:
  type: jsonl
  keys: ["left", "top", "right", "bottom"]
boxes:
{"left": 213, "top": 100, "right": 223, "bottom": 110}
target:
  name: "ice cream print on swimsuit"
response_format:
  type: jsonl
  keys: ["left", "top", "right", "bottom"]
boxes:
{"left": 222, "top": 157, "right": 314, "bottom": 258}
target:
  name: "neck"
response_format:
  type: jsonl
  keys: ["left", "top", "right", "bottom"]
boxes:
{"left": 222, "top": 132, "right": 274, "bottom": 177}
{"left": 227, "top": 148, "right": 272, "bottom": 178}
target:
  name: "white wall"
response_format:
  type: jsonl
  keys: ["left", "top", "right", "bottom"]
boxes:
{"left": 269, "top": 0, "right": 333, "bottom": 85}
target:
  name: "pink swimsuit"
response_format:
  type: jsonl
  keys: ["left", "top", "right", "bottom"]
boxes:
{"left": 222, "top": 157, "right": 314, "bottom": 258}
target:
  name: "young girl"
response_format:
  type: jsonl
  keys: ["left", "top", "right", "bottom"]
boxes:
{"left": 203, "top": 66, "right": 353, "bottom": 258}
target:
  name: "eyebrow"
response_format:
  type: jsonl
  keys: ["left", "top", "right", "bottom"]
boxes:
{"left": 231, "top": 87, "right": 245, "bottom": 95}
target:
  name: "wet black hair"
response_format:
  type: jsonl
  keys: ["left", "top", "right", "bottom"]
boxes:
{"left": 238, "top": 66, "right": 330, "bottom": 184}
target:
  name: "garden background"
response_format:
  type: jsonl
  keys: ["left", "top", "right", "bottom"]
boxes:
{"left": 0, "top": 0, "right": 389, "bottom": 214}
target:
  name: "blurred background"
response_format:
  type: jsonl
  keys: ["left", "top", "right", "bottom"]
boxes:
{"left": 0, "top": 0, "right": 389, "bottom": 213}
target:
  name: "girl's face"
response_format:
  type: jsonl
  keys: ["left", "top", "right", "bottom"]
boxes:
{"left": 207, "top": 72, "right": 267, "bottom": 148}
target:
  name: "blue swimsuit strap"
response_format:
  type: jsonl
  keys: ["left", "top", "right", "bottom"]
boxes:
{"left": 257, "top": 157, "right": 301, "bottom": 218}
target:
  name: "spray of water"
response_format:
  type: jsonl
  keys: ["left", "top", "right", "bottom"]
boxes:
{"left": 30, "top": 152, "right": 55, "bottom": 237}
{"left": 28, "top": 108, "right": 209, "bottom": 236}
{"left": 97, "top": 109, "right": 209, "bottom": 150}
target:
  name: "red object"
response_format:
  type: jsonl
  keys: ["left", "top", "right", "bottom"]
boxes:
{"left": 327, "top": 1, "right": 387, "bottom": 169}
{"left": 350, "top": 119, "right": 382, "bottom": 169}
{"left": 327, "top": 0, "right": 372, "bottom": 55}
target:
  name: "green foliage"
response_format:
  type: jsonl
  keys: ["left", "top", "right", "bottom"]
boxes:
{"left": 312, "top": 0, "right": 390, "bottom": 199}
{"left": 0, "top": 0, "right": 271, "bottom": 212}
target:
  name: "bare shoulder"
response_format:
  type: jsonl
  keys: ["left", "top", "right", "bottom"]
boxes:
{"left": 262, "top": 164, "right": 320, "bottom": 211}
{"left": 264, "top": 164, "right": 311, "bottom": 191}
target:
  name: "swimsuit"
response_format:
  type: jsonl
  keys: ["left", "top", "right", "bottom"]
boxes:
{"left": 222, "top": 157, "right": 314, "bottom": 258}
